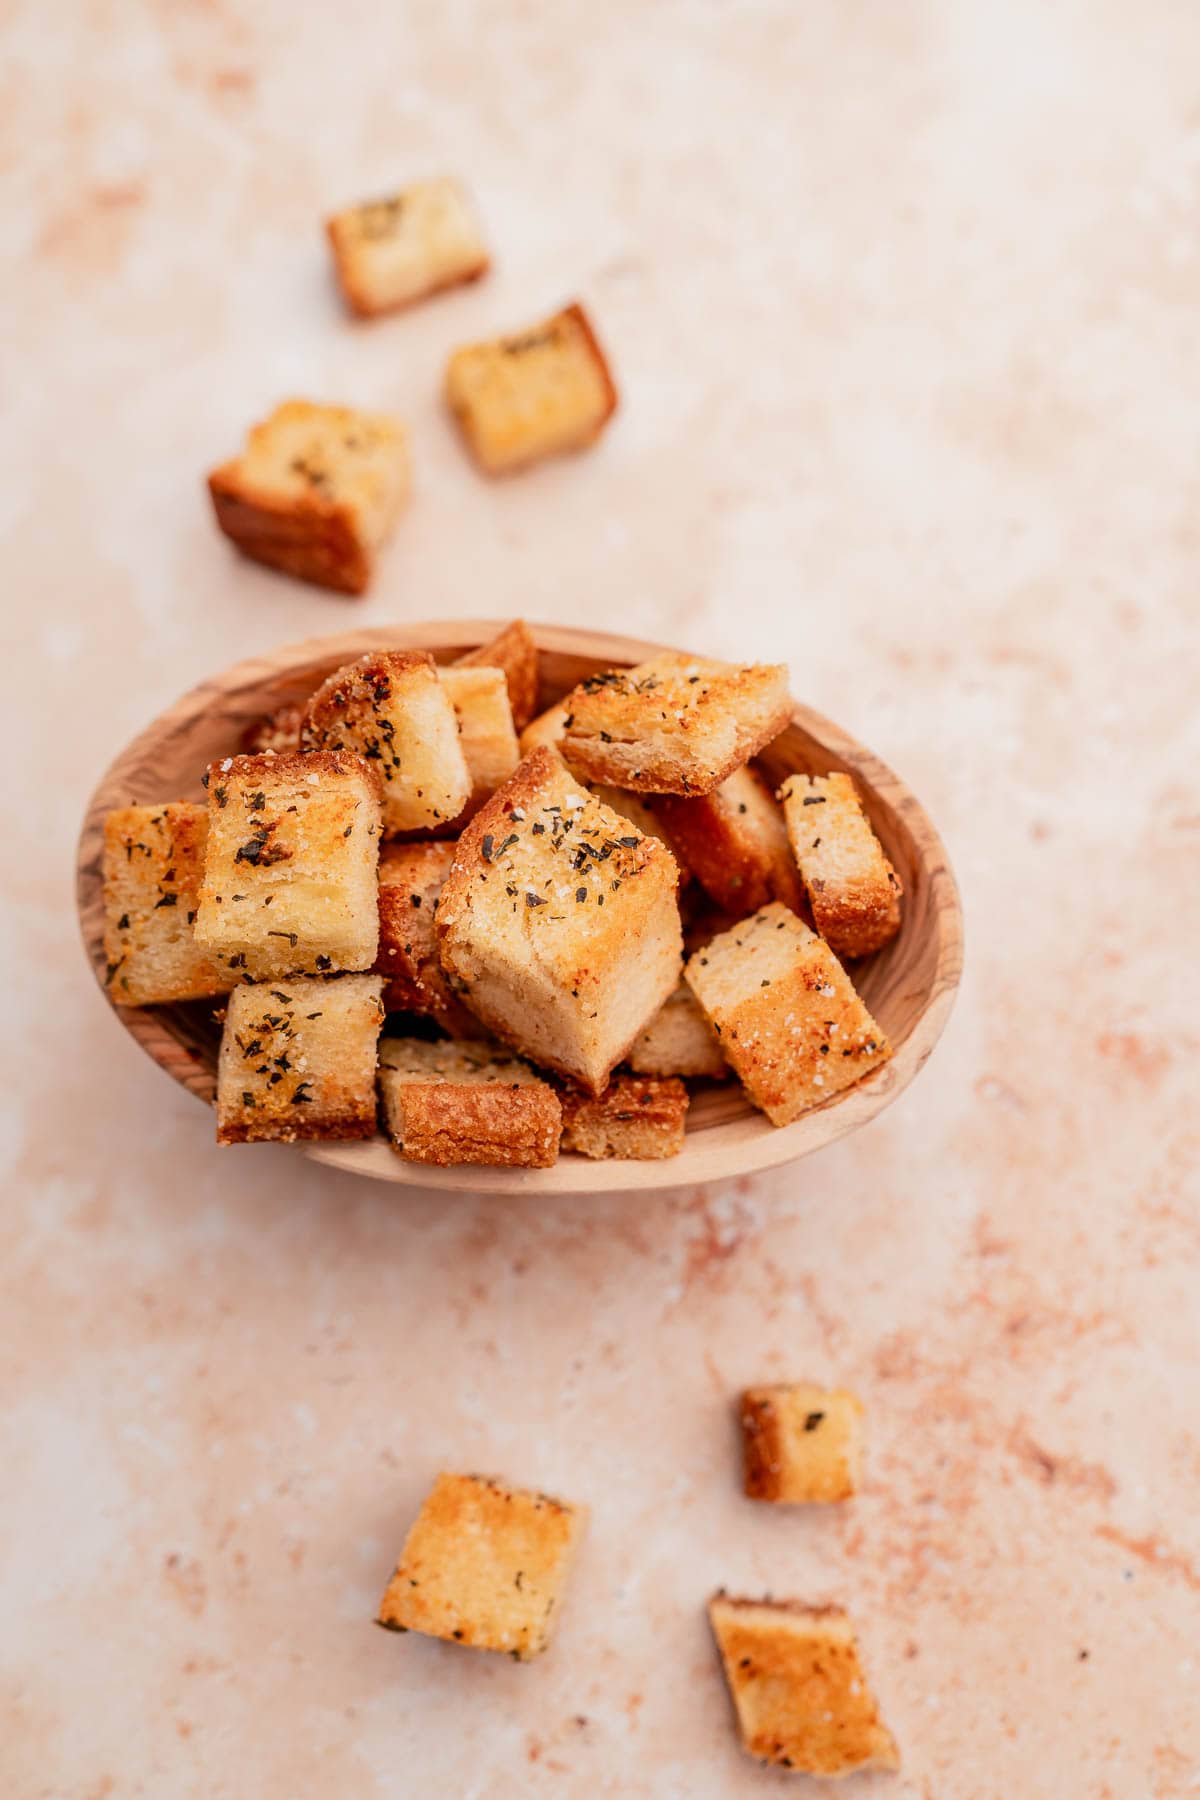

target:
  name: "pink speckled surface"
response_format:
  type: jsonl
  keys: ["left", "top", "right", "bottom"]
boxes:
{"left": 2, "top": 3, "right": 1198, "bottom": 1796}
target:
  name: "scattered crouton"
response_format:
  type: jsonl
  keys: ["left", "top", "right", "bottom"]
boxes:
{"left": 560, "top": 654, "right": 791, "bottom": 796}
{"left": 216, "top": 973, "right": 385, "bottom": 1143}
{"left": 780, "top": 772, "right": 902, "bottom": 958}
{"left": 709, "top": 1595, "right": 899, "bottom": 1776}
{"left": 240, "top": 702, "right": 303, "bottom": 756}
{"left": 740, "top": 1384, "right": 865, "bottom": 1503}
{"left": 207, "top": 400, "right": 409, "bottom": 595}
{"left": 193, "top": 750, "right": 382, "bottom": 980}
{"left": 301, "top": 650, "right": 471, "bottom": 835}
{"left": 445, "top": 302, "right": 617, "bottom": 475}
{"left": 379, "top": 1473, "right": 587, "bottom": 1658}
{"left": 453, "top": 620, "right": 540, "bottom": 731}
{"left": 560, "top": 1074, "right": 688, "bottom": 1159}
{"left": 326, "top": 177, "right": 489, "bottom": 318}
{"left": 652, "top": 764, "right": 803, "bottom": 915}
{"left": 378, "top": 1036, "right": 561, "bottom": 1167}
{"left": 684, "top": 903, "right": 889, "bottom": 1126}
{"left": 375, "top": 843, "right": 479, "bottom": 1033}
{"left": 627, "top": 982, "right": 728, "bottom": 1079}
{"left": 439, "top": 665, "right": 520, "bottom": 816}
{"left": 436, "top": 747, "right": 682, "bottom": 1094}
{"left": 102, "top": 804, "right": 235, "bottom": 1006}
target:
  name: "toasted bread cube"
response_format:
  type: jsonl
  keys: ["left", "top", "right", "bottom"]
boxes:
{"left": 378, "top": 1037, "right": 561, "bottom": 1167}
{"left": 194, "top": 750, "right": 382, "bottom": 980}
{"left": 684, "top": 904, "right": 889, "bottom": 1125}
{"left": 375, "top": 844, "right": 480, "bottom": 1034}
{"left": 240, "top": 702, "right": 303, "bottom": 756}
{"left": 436, "top": 748, "right": 683, "bottom": 1094}
{"left": 326, "top": 177, "right": 489, "bottom": 318}
{"left": 216, "top": 973, "right": 385, "bottom": 1143}
{"left": 102, "top": 804, "right": 235, "bottom": 1006}
{"left": 781, "top": 772, "right": 902, "bottom": 959}
{"left": 445, "top": 303, "right": 617, "bottom": 476}
{"left": 740, "top": 1384, "right": 865, "bottom": 1503}
{"left": 518, "top": 699, "right": 574, "bottom": 761}
{"left": 301, "top": 651, "right": 471, "bottom": 835}
{"left": 560, "top": 654, "right": 791, "bottom": 796}
{"left": 709, "top": 1596, "right": 899, "bottom": 1776}
{"left": 208, "top": 400, "right": 409, "bottom": 595}
{"left": 560, "top": 1074, "right": 688, "bottom": 1160}
{"left": 652, "top": 764, "right": 803, "bottom": 916}
{"left": 588, "top": 784, "right": 671, "bottom": 847}
{"left": 438, "top": 666, "right": 520, "bottom": 815}
{"left": 628, "top": 982, "right": 728, "bottom": 1079}
{"left": 453, "top": 620, "right": 539, "bottom": 731}
{"left": 379, "top": 1472, "right": 586, "bottom": 1657}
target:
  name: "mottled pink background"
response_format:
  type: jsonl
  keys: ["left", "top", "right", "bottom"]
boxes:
{"left": 2, "top": 2, "right": 1197, "bottom": 1795}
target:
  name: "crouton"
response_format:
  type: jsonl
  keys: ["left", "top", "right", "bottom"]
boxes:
{"left": 301, "top": 650, "right": 471, "bottom": 835}
{"left": 684, "top": 904, "right": 889, "bottom": 1126}
{"left": 445, "top": 302, "right": 617, "bottom": 476}
{"left": 216, "top": 973, "right": 385, "bottom": 1143}
{"left": 240, "top": 702, "right": 303, "bottom": 756}
{"left": 518, "top": 699, "right": 574, "bottom": 761}
{"left": 560, "top": 1073, "right": 688, "bottom": 1160}
{"left": 589, "top": 785, "right": 670, "bottom": 847}
{"left": 453, "top": 620, "right": 540, "bottom": 731}
{"left": 379, "top": 1473, "right": 586, "bottom": 1658}
{"left": 652, "top": 764, "right": 803, "bottom": 915}
{"left": 378, "top": 1037, "right": 561, "bottom": 1167}
{"left": 439, "top": 666, "right": 520, "bottom": 815}
{"left": 207, "top": 400, "right": 409, "bottom": 595}
{"left": 102, "top": 804, "right": 235, "bottom": 1006}
{"left": 436, "top": 748, "right": 683, "bottom": 1094}
{"left": 194, "top": 750, "right": 382, "bottom": 980}
{"left": 560, "top": 654, "right": 791, "bottom": 796}
{"left": 709, "top": 1595, "right": 899, "bottom": 1776}
{"left": 375, "top": 843, "right": 480, "bottom": 1033}
{"left": 740, "top": 1384, "right": 865, "bottom": 1503}
{"left": 326, "top": 177, "right": 489, "bottom": 318}
{"left": 780, "top": 772, "right": 902, "bottom": 959}
{"left": 627, "top": 982, "right": 728, "bottom": 1079}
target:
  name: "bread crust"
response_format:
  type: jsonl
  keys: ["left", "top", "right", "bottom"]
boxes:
{"left": 708, "top": 1594, "right": 899, "bottom": 1775}
{"left": 780, "top": 772, "right": 902, "bottom": 958}
{"left": 651, "top": 764, "right": 804, "bottom": 915}
{"left": 378, "top": 1036, "right": 562, "bottom": 1166}
{"left": 375, "top": 843, "right": 478, "bottom": 1032}
{"left": 740, "top": 1383, "right": 865, "bottom": 1503}
{"left": 560, "top": 1074, "right": 688, "bottom": 1159}
{"left": 453, "top": 620, "right": 540, "bottom": 731}
{"left": 102, "top": 803, "right": 235, "bottom": 1006}
{"left": 216, "top": 973, "right": 385, "bottom": 1143}
{"left": 560, "top": 655, "right": 791, "bottom": 796}
{"left": 684, "top": 903, "right": 890, "bottom": 1125}
{"left": 379, "top": 1472, "right": 587, "bottom": 1659}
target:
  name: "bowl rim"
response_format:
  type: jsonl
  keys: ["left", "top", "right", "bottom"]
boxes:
{"left": 76, "top": 618, "right": 964, "bottom": 1193}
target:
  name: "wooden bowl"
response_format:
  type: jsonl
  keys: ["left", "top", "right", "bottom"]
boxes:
{"left": 76, "top": 621, "right": 962, "bottom": 1192}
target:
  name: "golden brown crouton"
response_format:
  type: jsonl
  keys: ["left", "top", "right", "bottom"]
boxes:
{"left": 740, "top": 1384, "right": 865, "bottom": 1503}
{"left": 560, "top": 1073, "right": 688, "bottom": 1159}
{"left": 518, "top": 699, "right": 575, "bottom": 762}
{"left": 207, "top": 400, "right": 409, "bottom": 595}
{"left": 436, "top": 748, "right": 683, "bottom": 1094}
{"left": 453, "top": 620, "right": 540, "bottom": 731}
{"left": 438, "top": 666, "right": 520, "bottom": 816}
{"left": 588, "top": 784, "right": 671, "bottom": 847}
{"left": 684, "top": 904, "right": 889, "bottom": 1126}
{"left": 652, "top": 764, "right": 804, "bottom": 916}
{"left": 374, "top": 843, "right": 479, "bottom": 1033}
{"left": 326, "top": 177, "right": 489, "bottom": 318}
{"left": 378, "top": 1037, "right": 561, "bottom": 1167}
{"left": 780, "top": 772, "right": 902, "bottom": 959}
{"left": 240, "top": 702, "right": 303, "bottom": 756}
{"left": 102, "top": 804, "right": 235, "bottom": 1006}
{"left": 709, "top": 1595, "right": 899, "bottom": 1776}
{"left": 379, "top": 1472, "right": 586, "bottom": 1658}
{"left": 560, "top": 654, "right": 791, "bottom": 796}
{"left": 627, "top": 982, "right": 728, "bottom": 1079}
{"left": 445, "top": 303, "right": 617, "bottom": 476}
{"left": 301, "top": 651, "right": 471, "bottom": 835}
{"left": 216, "top": 973, "right": 385, "bottom": 1143}
{"left": 194, "top": 750, "right": 382, "bottom": 981}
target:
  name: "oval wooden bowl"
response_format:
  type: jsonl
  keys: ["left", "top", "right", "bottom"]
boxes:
{"left": 76, "top": 621, "right": 962, "bottom": 1192}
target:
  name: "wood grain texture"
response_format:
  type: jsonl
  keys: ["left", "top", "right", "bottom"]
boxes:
{"left": 76, "top": 621, "right": 963, "bottom": 1192}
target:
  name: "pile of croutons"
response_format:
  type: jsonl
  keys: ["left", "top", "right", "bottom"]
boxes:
{"left": 102, "top": 621, "right": 904, "bottom": 1166}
